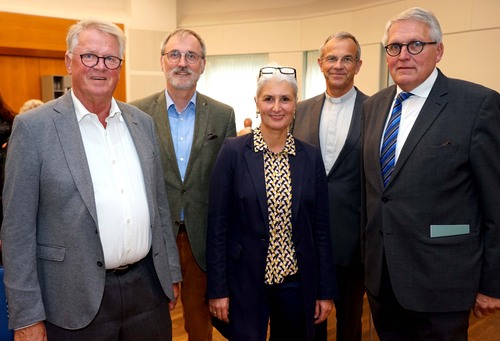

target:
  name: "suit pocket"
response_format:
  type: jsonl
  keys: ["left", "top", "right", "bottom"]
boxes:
{"left": 421, "top": 144, "right": 459, "bottom": 157}
{"left": 37, "top": 244, "right": 66, "bottom": 261}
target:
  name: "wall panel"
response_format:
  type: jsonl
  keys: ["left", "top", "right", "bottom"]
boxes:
{"left": 0, "top": 11, "right": 126, "bottom": 112}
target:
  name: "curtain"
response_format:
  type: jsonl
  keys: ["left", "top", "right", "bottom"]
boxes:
{"left": 197, "top": 54, "right": 268, "bottom": 131}
{"left": 303, "top": 50, "right": 324, "bottom": 100}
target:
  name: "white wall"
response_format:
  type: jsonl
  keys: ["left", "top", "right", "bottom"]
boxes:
{"left": 190, "top": 0, "right": 500, "bottom": 95}
{"left": 0, "top": 0, "right": 177, "bottom": 101}
{"left": 1, "top": 0, "right": 499, "bottom": 101}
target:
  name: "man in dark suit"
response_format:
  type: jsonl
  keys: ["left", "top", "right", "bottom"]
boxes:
{"left": 131, "top": 28, "right": 236, "bottom": 341}
{"left": 1, "top": 19, "right": 181, "bottom": 340}
{"left": 293, "top": 31, "right": 368, "bottom": 341}
{"left": 362, "top": 7, "right": 500, "bottom": 340}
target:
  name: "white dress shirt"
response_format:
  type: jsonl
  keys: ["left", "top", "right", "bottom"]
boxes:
{"left": 319, "top": 86, "right": 357, "bottom": 173}
{"left": 72, "top": 91, "right": 151, "bottom": 269}
{"left": 383, "top": 68, "right": 438, "bottom": 162}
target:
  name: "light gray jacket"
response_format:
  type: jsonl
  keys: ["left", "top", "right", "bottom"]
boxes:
{"left": 1, "top": 92, "right": 181, "bottom": 330}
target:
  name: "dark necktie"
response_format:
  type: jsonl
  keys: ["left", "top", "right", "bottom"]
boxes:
{"left": 380, "top": 92, "right": 413, "bottom": 187}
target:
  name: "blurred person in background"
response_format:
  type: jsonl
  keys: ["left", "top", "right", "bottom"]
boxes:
{"left": 19, "top": 99, "right": 44, "bottom": 114}
{"left": 237, "top": 117, "right": 253, "bottom": 136}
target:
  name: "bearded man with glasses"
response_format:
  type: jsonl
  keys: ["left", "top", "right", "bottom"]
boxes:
{"left": 1, "top": 19, "right": 182, "bottom": 340}
{"left": 131, "top": 28, "right": 236, "bottom": 341}
{"left": 362, "top": 7, "right": 500, "bottom": 340}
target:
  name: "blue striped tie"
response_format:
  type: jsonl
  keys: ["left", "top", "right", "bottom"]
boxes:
{"left": 380, "top": 92, "right": 413, "bottom": 187}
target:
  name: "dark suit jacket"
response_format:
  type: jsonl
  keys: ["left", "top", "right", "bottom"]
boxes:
{"left": 362, "top": 69, "right": 500, "bottom": 312}
{"left": 1, "top": 92, "right": 181, "bottom": 330}
{"left": 293, "top": 87, "right": 368, "bottom": 266}
{"left": 131, "top": 91, "right": 236, "bottom": 271}
{"left": 206, "top": 133, "right": 336, "bottom": 340}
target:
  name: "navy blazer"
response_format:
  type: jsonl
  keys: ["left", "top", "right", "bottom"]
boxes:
{"left": 362, "top": 69, "right": 500, "bottom": 312}
{"left": 206, "top": 133, "right": 336, "bottom": 340}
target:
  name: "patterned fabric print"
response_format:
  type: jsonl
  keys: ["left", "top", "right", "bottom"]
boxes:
{"left": 253, "top": 127, "right": 298, "bottom": 285}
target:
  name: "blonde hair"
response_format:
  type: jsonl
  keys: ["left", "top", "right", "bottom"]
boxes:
{"left": 19, "top": 99, "right": 44, "bottom": 114}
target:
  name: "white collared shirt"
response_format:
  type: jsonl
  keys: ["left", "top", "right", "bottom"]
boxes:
{"left": 319, "top": 86, "right": 357, "bottom": 173}
{"left": 72, "top": 91, "right": 151, "bottom": 269}
{"left": 383, "top": 68, "right": 438, "bottom": 162}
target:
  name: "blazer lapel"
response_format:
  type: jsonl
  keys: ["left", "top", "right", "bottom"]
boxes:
{"left": 306, "top": 95, "right": 324, "bottom": 146}
{"left": 120, "top": 105, "right": 156, "bottom": 223}
{"left": 330, "top": 88, "right": 363, "bottom": 175}
{"left": 371, "top": 87, "right": 397, "bottom": 188}
{"left": 244, "top": 139, "right": 269, "bottom": 225}
{"left": 151, "top": 91, "right": 182, "bottom": 182}
{"left": 52, "top": 93, "right": 98, "bottom": 225}
{"left": 184, "top": 93, "right": 209, "bottom": 181}
{"left": 392, "top": 73, "right": 448, "bottom": 181}
{"left": 289, "top": 141, "right": 305, "bottom": 226}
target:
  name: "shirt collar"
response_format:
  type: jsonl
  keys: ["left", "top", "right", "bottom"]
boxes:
{"left": 397, "top": 68, "right": 438, "bottom": 99}
{"left": 165, "top": 90, "right": 197, "bottom": 113}
{"left": 71, "top": 90, "right": 122, "bottom": 122}
{"left": 325, "top": 86, "right": 356, "bottom": 104}
{"left": 253, "top": 126, "right": 296, "bottom": 155}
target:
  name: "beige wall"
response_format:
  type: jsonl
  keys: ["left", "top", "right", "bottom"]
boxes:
{"left": 1, "top": 0, "right": 498, "bottom": 100}
{"left": 189, "top": 0, "right": 500, "bottom": 96}
{"left": 0, "top": 0, "right": 177, "bottom": 100}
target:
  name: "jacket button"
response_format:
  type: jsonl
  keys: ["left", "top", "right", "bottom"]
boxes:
{"left": 97, "top": 261, "right": 103, "bottom": 267}
{"left": 381, "top": 197, "right": 388, "bottom": 203}
{"left": 181, "top": 190, "right": 186, "bottom": 194}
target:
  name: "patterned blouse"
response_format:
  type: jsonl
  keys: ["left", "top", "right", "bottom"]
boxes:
{"left": 253, "top": 126, "right": 299, "bottom": 285}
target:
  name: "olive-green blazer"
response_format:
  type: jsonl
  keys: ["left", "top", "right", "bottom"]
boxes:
{"left": 131, "top": 91, "right": 236, "bottom": 270}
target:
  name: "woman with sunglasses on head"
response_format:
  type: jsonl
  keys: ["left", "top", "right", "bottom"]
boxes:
{"left": 206, "top": 64, "right": 337, "bottom": 340}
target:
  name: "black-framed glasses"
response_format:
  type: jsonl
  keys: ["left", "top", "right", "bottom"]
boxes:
{"left": 162, "top": 50, "right": 203, "bottom": 64}
{"left": 79, "top": 53, "right": 122, "bottom": 70}
{"left": 258, "top": 67, "right": 297, "bottom": 79}
{"left": 384, "top": 41, "right": 437, "bottom": 57}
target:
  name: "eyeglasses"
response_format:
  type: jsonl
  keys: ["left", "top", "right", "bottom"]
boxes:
{"left": 384, "top": 41, "right": 437, "bottom": 57}
{"left": 78, "top": 53, "right": 122, "bottom": 70}
{"left": 322, "top": 55, "right": 358, "bottom": 66}
{"left": 258, "top": 67, "right": 297, "bottom": 79}
{"left": 162, "top": 50, "right": 203, "bottom": 64}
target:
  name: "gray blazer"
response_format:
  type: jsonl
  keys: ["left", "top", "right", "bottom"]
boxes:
{"left": 293, "top": 87, "right": 368, "bottom": 266}
{"left": 131, "top": 91, "right": 236, "bottom": 271}
{"left": 362, "top": 69, "right": 500, "bottom": 311}
{"left": 1, "top": 92, "right": 181, "bottom": 330}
